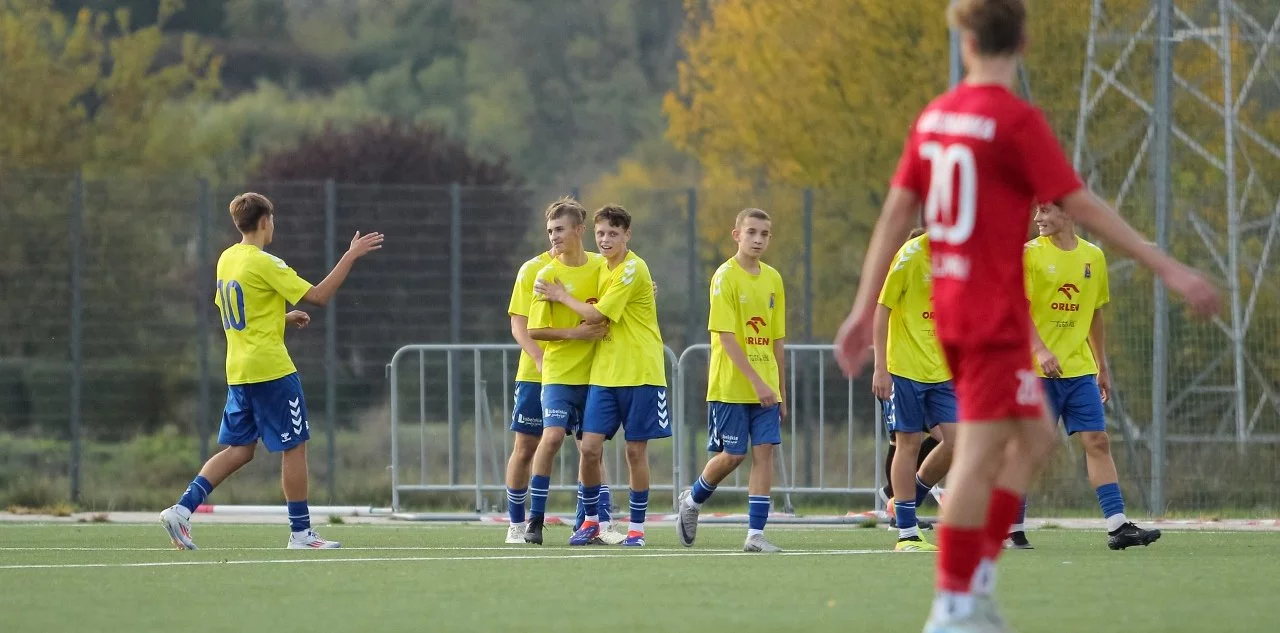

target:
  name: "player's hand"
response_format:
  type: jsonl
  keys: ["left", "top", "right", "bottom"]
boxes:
{"left": 1162, "top": 264, "right": 1222, "bottom": 317}
{"left": 534, "top": 279, "right": 570, "bottom": 303}
{"left": 871, "top": 367, "right": 892, "bottom": 400}
{"left": 752, "top": 378, "right": 780, "bottom": 408}
{"left": 833, "top": 308, "right": 874, "bottom": 378}
{"left": 573, "top": 322, "right": 608, "bottom": 341}
{"left": 348, "top": 231, "right": 384, "bottom": 257}
{"left": 285, "top": 310, "right": 310, "bottom": 329}
{"left": 532, "top": 349, "right": 544, "bottom": 374}
{"left": 1097, "top": 366, "right": 1111, "bottom": 404}
{"left": 1035, "top": 346, "right": 1063, "bottom": 378}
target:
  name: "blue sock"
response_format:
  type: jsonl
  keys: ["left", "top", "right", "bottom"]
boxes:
{"left": 529, "top": 475, "right": 551, "bottom": 519}
{"left": 286, "top": 500, "right": 310, "bottom": 532}
{"left": 895, "top": 500, "right": 918, "bottom": 531}
{"left": 914, "top": 474, "right": 932, "bottom": 506}
{"left": 574, "top": 482, "right": 585, "bottom": 530}
{"left": 1095, "top": 483, "right": 1125, "bottom": 521}
{"left": 748, "top": 495, "right": 770, "bottom": 531}
{"left": 691, "top": 476, "right": 716, "bottom": 504}
{"left": 630, "top": 489, "right": 649, "bottom": 526}
{"left": 581, "top": 484, "right": 601, "bottom": 521}
{"left": 506, "top": 487, "right": 527, "bottom": 524}
{"left": 1017, "top": 497, "right": 1028, "bottom": 526}
{"left": 599, "top": 485, "right": 612, "bottom": 523}
{"left": 177, "top": 475, "right": 212, "bottom": 513}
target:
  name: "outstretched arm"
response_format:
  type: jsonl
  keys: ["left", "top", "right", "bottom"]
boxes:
{"left": 302, "top": 231, "right": 384, "bottom": 306}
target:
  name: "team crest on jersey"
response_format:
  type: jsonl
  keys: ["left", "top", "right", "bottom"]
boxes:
{"left": 769, "top": 293, "right": 775, "bottom": 308}
{"left": 1084, "top": 263, "right": 1092, "bottom": 279}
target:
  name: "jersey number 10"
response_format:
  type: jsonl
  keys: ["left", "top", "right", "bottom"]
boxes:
{"left": 217, "top": 279, "right": 247, "bottom": 331}
{"left": 920, "top": 141, "right": 977, "bottom": 245}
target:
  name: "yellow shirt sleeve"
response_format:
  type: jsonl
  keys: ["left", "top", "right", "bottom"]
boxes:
{"left": 771, "top": 269, "right": 786, "bottom": 340}
{"left": 708, "top": 266, "right": 737, "bottom": 334}
{"left": 255, "top": 253, "right": 312, "bottom": 305}
{"left": 878, "top": 245, "right": 911, "bottom": 309}
{"left": 527, "top": 265, "right": 554, "bottom": 330}
{"left": 1096, "top": 250, "right": 1110, "bottom": 309}
{"left": 507, "top": 259, "right": 539, "bottom": 317}
{"left": 595, "top": 258, "right": 646, "bottom": 323}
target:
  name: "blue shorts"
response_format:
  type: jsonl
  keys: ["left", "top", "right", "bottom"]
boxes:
{"left": 541, "top": 384, "right": 589, "bottom": 436}
{"left": 583, "top": 385, "right": 673, "bottom": 442}
{"left": 888, "top": 376, "right": 957, "bottom": 434}
{"left": 510, "top": 381, "right": 543, "bottom": 436}
{"left": 219, "top": 373, "right": 309, "bottom": 453}
{"left": 706, "top": 402, "right": 782, "bottom": 456}
{"left": 1042, "top": 376, "right": 1106, "bottom": 435}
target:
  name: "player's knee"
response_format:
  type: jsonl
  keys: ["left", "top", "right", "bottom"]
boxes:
{"left": 579, "top": 439, "right": 604, "bottom": 464}
{"left": 625, "top": 441, "right": 647, "bottom": 465}
{"left": 721, "top": 452, "right": 748, "bottom": 469}
{"left": 511, "top": 437, "right": 538, "bottom": 463}
{"left": 1079, "top": 431, "right": 1111, "bottom": 456}
{"left": 226, "top": 444, "right": 256, "bottom": 466}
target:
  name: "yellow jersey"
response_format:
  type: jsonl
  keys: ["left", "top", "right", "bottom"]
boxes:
{"left": 507, "top": 251, "right": 554, "bottom": 383}
{"left": 707, "top": 258, "right": 786, "bottom": 403}
{"left": 590, "top": 251, "right": 666, "bottom": 388}
{"left": 214, "top": 244, "right": 313, "bottom": 385}
{"left": 528, "top": 252, "right": 607, "bottom": 385}
{"left": 878, "top": 235, "right": 951, "bottom": 383}
{"left": 1024, "top": 235, "right": 1110, "bottom": 378}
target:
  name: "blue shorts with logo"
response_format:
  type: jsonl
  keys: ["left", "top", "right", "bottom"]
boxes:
{"left": 219, "top": 373, "right": 309, "bottom": 453}
{"left": 1041, "top": 376, "right": 1106, "bottom": 435}
{"left": 888, "top": 376, "right": 957, "bottom": 434}
{"left": 706, "top": 402, "right": 782, "bottom": 456}
{"left": 510, "top": 381, "right": 543, "bottom": 436}
{"left": 541, "top": 384, "right": 589, "bottom": 436}
{"left": 583, "top": 385, "right": 672, "bottom": 442}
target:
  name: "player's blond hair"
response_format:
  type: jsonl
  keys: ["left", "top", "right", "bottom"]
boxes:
{"left": 229, "top": 193, "right": 274, "bottom": 233}
{"left": 545, "top": 196, "right": 587, "bottom": 226}
{"left": 735, "top": 208, "right": 771, "bottom": 228}
{"left": 948, "top": 0, "right": 1026, "bottom": 56}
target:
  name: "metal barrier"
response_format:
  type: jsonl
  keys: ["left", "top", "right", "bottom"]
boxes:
{"left": 387, "top": 343, "right": 680, "bottom": 512}
{"left": 674, "top": 344, "right": 884, "bottom": 511}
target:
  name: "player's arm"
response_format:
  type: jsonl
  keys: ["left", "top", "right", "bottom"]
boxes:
{"left": 1088, "top": 308, "right": 1110, "bottom": 402}
{"left": 510, "top": 314, "right": 544, "bottom": 367}
{"left": 834, "top": 187, "right": 920, "bottom": 376}
{"left": 871, "top": 304, "right": 893, "bottom": 399}
{"left": 1028, "top": 313, "right": 1062, "bottom": 378}
{"left": 529, "top": 324, "right": 607, "bottom": 341}
{"left": 717, "top": 331, "right": 777, "bottom": 407}
{"left": 535, "top": 279, "right": 606, "bottom": 324}
{"left": 302, "top": 231, "right": 384, "bottom": 306}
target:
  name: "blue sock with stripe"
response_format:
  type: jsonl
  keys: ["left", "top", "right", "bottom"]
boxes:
{"left": 599, "top": 485, "right": 612, "bottom": 523}
{"left": 286, "top": 500, "right": 310, "bottom": 532}
{"left": 748, "top": 495, "right": 770, "bottom": 533}
{"left": 574, "top": 483, "right": 585, "bottom": 530}
{"left": 177, "top": 475, "right": 212, "bottom": 513}
{"left": 581, "top": 484, "right": 601, "bottom": 523}
{"left": 914, "top": 474, "right": 933, "bottom": 506}
{"left": 1013, "top": 496, "right": 1029, "bottom": 531}
{"left": 506, "top": 487, "right": 527, "bottom": 525}
{"left": 691, "top": 476, "right": 716, "bottom": 505}
{"left": 1096, "top": 483, "right": 1127, "bottom": 532}
{"left": 529, "top": 474, "right": 550, "bottom": 520}
{"left": 629, "top": 489, "right": 649, "bottom": 532}
{"left": 895, "top": 500, "right": 918, "bottom": 534}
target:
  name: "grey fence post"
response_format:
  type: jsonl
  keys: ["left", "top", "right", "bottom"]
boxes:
{"left": 1150, "top": 0, "right": 1173, "bottom": 516}
{"left": 68, "top": 172, "right": 84, "bottom": 504}
{"left": 684, "top": 188, "right": 700, "bottom": 476}
{"left": 449, "top": 183, "right": 463, "bottom": 485}
{"left": 803, "top": 188, "right": 814, "bottom": 343}
{"left": 196, "top": 179, "right": 212, "bottom": 462}
{"left": 324, "top": 179, "right": 339, "bottom": 503}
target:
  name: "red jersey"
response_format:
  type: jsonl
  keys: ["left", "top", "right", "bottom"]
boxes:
{"left": 891, "top": 83, "right": 1082, "bottom": 346}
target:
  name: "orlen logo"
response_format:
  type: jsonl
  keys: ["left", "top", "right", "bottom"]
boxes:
{"left": 745, "top": 316, "right": 770, "bottom": 345}
{"left": 585, "top": 297, "right": 599, "bottom": 305}
{"left": 920, "top": 311, "right": 935, "bottom": 320}
{"left": 1052, "top": 283, "right": 1081, "bottom": 311}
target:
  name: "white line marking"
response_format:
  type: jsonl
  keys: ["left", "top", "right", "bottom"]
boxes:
{"left": 0, "top": 546, "right": 740, "bottom": 552}
{"left": 0, "top": 549, "right": 889, "bottom": 570}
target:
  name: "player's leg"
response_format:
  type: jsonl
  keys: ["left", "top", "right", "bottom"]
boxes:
{"left": 504, "top": 382, "right": 543, "bottom": 542}
{"left": 676, "top": 402, "right": 749, "bottom": 547}
{"left": 742, "top": 404, "right": 783, "bottom": 552}
{"left": 1063, "top": 376, "right": 1160, "bottom": 549}
{"left": 889, "top": 377, "right": 932, "bottom": 549}
{"left": 879, "top": 399, "right": 897, "bottom": 506}
{"left": 1005, "top": 378, "right": 1067, "bottom": 551}
{"left": 254, "top": 374, "right": 336, "bottom": 549}
{"left": 570, "top": 430, "right": 609, "bottom": 545}
{"left": 619, "top": 386, "right": 671, "bottom": 547}
{"left": 161, "top": 386, "right": 260, "bottom": 550}
{"left": 524, "top": 385, "right": 585, "bottom": 544}
{"left": 912, "top": 383, "right": 957, "bottom": 522}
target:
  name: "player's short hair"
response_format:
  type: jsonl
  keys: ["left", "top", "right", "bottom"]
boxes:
{"left": 229, "top": 193, "right": 274, "bottom": 233}
{"left": 948, "top": 0, "right": 1026, "bottom": 56}
{"left": 545, "top": 196, "right": 587, "bottom": 226}
{"left": 594, "top": 204, "right": 631, "bottom": 230}
{"left": 735, "top": 208, "right": 771, "bottom": 227}
{"left": 908, "top": 227, "right": 927, "bottom": 239}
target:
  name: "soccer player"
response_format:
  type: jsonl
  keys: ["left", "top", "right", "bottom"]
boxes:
{"left": 160, "top": 192, "right": 383, "bottom": 550}
{"left": 676, "top": 208, "right": 787, "bottom": 554}
{"left": 833, "top": 1, "right": 1219, "bottom": 630}
{"left": 1019, "top": 201, "right": 1160, "bottom": 551}
{"left": 535, "top": 205, "right": 670, "bottom": 547}
{"left": 522, "top": 197, "right": 611, "bottom": 545}
{"left": 873, "top": 229, "right": 956, "bottom": 551}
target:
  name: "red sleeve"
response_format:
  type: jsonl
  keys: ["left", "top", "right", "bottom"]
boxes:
{"left": 889, "top": 128, "right": 925, "bottom": 197}
{"left": 1011, "top": 108, "right": 1084, "bottom": 204}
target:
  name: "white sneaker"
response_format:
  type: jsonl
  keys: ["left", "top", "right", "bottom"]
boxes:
{"left": 596, "top": 522, "right": 626, "bottom": 545}
{"left": 159, "top": 505, "right": 197, "bottom": 550}
{"left": 922, "top": 612, "right": 1010, "bottom": 633}
{"left": 287, "top": 529, "right": 341, "bottom": 549}
{"left": 743, "top": 533, "right": 782, "bottom": 553}
{"left": 505, "top": 523, "right": 526, "bottom": 544}
{"left": 676, "top": 490, "right": 700, "bottom": 547}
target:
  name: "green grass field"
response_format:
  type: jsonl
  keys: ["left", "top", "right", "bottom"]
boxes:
{"left": 1, "top": 522, "right": 1276, "bottom": 633}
